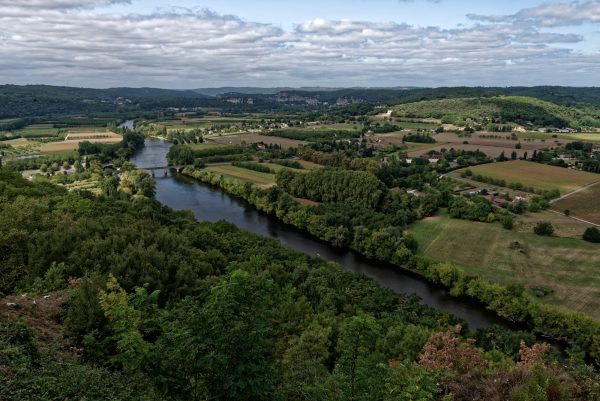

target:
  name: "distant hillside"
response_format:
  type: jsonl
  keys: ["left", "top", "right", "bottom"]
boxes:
{"left": 194, "top": 87, "right": 351, "bottom": 96}
{"left": 392, "top": 96, "right": 600, "bottom": 128}
{"left": 3, "top": 84, "right": 600, "bottom": 120}
{"left": 0, "top": 85, "right": 212, "bottom": 119}
{"left": 279, "top": 86, "right": 600, "bottom": 107}
{"left": 107, "top": 87, "right": 207, "bottom": 98}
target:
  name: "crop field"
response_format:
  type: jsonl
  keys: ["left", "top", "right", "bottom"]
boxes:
{"left": 158, "top": 117, "right": 260, "bottom": 130}
{"left": 65, "top": 126, "right": 109, "bottom": 134}
{"left": 516, "top": 131, "right": 600, "bottom": 143}
{"left": 306, "top": 123, "right": 359, "bottom": 131}
{"left": 458, "top": 160, "right": 600, "bottom": 193}
{"left": 562, "top": 133, "right": 600, "bottom": 142}
{"left": 209, "top": 133, "right": 307, "bottom": 149}
{"left": 61, "top": 179, "right": 102, "bottom": 195}
{"left": 411, "top": 212, "right": 600, "bottom": 319}
{"left": 65, "top": 131, "right": 120, "bottom": 140}
{"left": 205, "top": 165, "right": 276, "bottom": 187}
{"left": 436, "top": 132, "right": 568, "bottom": 149}
{"left": 411, "top": 144, "right": 532, "bottom": 158}
{"left": 187, "top": 142, "right": 226, "bottom": 151}
{"left": 39, "top": 136, "right": 122, "bottom": 153}
{"left": 13, "top": 124, "right": 59, "bottom": 137}
{"left": 553, "top": 182, "right": 600, "bottom": 225}
{"left": 370, "top": 132, "right": 439, "bottom": 150}
{"left": 393, "top": 121, "right": 440, "bottom": 130}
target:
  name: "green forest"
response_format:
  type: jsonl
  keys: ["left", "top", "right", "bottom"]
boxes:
{"left": 2, "top": 168, "right": 600, "bottom": 400}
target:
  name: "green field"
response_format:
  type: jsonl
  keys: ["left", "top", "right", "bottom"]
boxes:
{"left": 459, "top": 160, "right": 600, "bottom": 193}
{"left": 261, "top": 162, "right": 306, "bottom": 173}
{"left": 188, "top": 142, "right": 226, "bottom": 150}
{"left": 516, "top": 131, "right": 600, "bottom": 142}
{"left": 297, "top": 160, "right": 324, "bottom": 170}
{"left": 13, "top": 124, "right": 59, "bottom": 137}
{"left": 205, "top": 165, "right": 276, "bottom": 186}
{"left": 410, "top": 212, "right": 600, "bottom": 319}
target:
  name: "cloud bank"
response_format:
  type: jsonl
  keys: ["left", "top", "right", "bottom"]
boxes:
{"left": 0, "top": 1, "right": 598, "bottom": 88}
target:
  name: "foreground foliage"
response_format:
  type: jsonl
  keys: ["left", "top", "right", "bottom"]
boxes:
{"left": 1, "top": 169, "right": 600, "bottom": 400}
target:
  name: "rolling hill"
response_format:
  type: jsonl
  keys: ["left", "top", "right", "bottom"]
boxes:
{"left": 391, "top": 96, "right": 600, "bottom": 128}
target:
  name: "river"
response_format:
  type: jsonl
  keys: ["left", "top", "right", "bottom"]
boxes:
{"left": 130, "top": 138, "right": 506, "bottom": 330}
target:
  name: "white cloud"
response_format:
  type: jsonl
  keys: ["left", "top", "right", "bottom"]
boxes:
{"left": 0, "top": 2, "right": 598, "bottom": 87}
{"left": 468, "top": 0, "right": 600, "bottom": 27}
{"left": 0, "top": 0, "right": 130, "bottom": 9}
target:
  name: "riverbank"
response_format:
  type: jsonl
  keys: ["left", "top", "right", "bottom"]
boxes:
{"left": 131, "top": 138, "right": 509, "bottom": 330}
{"left": 181, "top": 165, "right": 600, "bottom": 362}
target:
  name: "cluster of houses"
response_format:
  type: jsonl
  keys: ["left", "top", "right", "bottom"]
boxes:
{"left": 466, "top": 188, "right": 530, "bottom": 208}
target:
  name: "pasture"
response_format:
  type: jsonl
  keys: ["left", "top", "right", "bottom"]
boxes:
{"left": 458, "top": 160, "right": 600, "bottom": 193}
{"left": 553, "top": 182, "right": 600, "bottom": 225}
{"left": 410, "top": 212, "right": 600, "bottom": 319}
{"left": 205, "top": 165, "right": 276, "bottom": 187}
{"left": 515, "top": 210, "right": 595, "bottom": 239}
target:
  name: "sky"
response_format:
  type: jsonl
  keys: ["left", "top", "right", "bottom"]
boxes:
{"left": 1, "top": 0, "right": 599, "bottom": 88}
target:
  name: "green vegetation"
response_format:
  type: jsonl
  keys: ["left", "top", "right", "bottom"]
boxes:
{"left": 583, "top": 227, "right": 600, "bottom": 243}
{"left": 231, "top": 161, "right": 275, "bottom": 174}
{"left": 78, "top": 131, "right": 145, "bottom": 162}
{"left": 533, "top": 221, "right": 555, "bottom": 236}
{"left": 2, "top": 151, "right": 78, "bottom": 171}
{"left": 270, "top": 159, "right": 304, "bottom": 169}
{"left": 0, "top": 170, "right": 480, "bottom": 401}
{"left": 4, "top": 84, "right": 600, "bottom": 400}
{"left": 276, "top": 168, "right": 387, "bottom": 209}
{"left": 402, "top": 133, "right": 436, "bottom": 143}
{"left": 393, "top": 96, "right": 600, "bottom": 128}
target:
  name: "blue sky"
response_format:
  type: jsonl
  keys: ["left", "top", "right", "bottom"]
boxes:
{"left": 108, "top": 0, "right": 513, "bottom": 28}
{"left": 1, "top": 0, "right": 599, "bottom": 88}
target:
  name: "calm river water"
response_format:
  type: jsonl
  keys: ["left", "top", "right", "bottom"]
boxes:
{"left": 130, "top": 138, "right": 506, "bottom": 330}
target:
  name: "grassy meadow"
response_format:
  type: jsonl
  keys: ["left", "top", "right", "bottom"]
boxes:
{"left": 410, "top": 211, "right": 600, "bottom": 319}
{"left": 205, "top": 165, "right": 276, "bottom": 187}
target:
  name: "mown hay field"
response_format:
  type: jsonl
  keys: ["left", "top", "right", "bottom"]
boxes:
{"left": 459, "top": 160, "right": 600, "bottom": 193}
{"left": 553, "top": 182, "right": 600, "bottom": 225}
